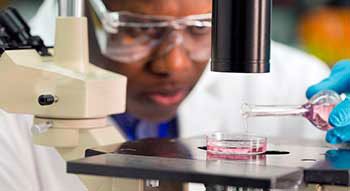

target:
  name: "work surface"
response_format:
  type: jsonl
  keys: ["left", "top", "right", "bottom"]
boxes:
{"left": 67, "top": 137, "right": 350, "bottom": 189}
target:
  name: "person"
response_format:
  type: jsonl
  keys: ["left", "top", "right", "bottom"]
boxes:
{"left": 30, "top": 0, "right": 330, "bottom": 140}
{"left": 0, "top": 0, "right": 332, "bottom": 190}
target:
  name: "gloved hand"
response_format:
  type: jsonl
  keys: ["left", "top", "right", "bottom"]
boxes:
{"left": 306, "top": 60, "right": 350, "bottom": 144}
{"left": 325, "top": 149, "right": 350, "bottom": 169}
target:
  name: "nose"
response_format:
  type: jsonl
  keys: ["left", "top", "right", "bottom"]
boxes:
{"left": 148, "top": 33, "right": 192, "bottom": 76}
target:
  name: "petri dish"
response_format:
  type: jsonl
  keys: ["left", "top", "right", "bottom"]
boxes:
{"left": 206, "top": 132, "right": 267, "bottom": 155}
{"left": 207, "top": 152, "right": 267, "bottom": 165}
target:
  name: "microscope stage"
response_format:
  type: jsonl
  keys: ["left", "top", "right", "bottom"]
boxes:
{"left": 67, "top": 137, "right": 350, "bottom": 189}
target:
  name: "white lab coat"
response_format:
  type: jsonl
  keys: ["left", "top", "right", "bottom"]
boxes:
{"left": 0, "top": 1, "right": 330, "bottom": 191}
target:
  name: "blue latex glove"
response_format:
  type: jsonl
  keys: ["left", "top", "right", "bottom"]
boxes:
{"left": 325, "top": 149, "right": 350, "bottom": 169}
{"left": 306, "top": 60, "right": 350, "bottom": 144}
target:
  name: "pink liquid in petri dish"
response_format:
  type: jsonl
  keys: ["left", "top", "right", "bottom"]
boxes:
{"left": 207, "top": 135, "right": 267, "bottom": 155}
{"left": 207, "top": 151, "right": 266, "bottom": 161}
{"left": 303, "top": 103, "right": 336, "bottom": 131}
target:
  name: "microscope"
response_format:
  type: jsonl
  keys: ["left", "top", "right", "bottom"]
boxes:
{"left": 1, "top": 0, "right": 348, "bottom": 191}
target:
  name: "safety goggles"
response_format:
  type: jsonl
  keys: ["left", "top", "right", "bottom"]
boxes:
{"left": 89, "top": 0, "right": 212, "bottom": 64}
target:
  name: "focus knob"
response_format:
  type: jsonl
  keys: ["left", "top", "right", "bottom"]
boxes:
{"left": 38, "top": 95, "right": 57, "bottom": 106}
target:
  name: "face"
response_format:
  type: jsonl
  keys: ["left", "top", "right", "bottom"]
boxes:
{"left": 93, "top": 0, "right": 212, "bottom": 122}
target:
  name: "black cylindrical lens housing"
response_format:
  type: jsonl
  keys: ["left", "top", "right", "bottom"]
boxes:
{"left": 0, "top": 7, "right": 31, "bottom": 44}
{"left": 211, "top": 0, "right": 271, "bottom": 73}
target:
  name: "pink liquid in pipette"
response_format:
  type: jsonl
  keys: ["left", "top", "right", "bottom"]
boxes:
{"left": 303, "top": 103, "right": 336, "bottom": 131}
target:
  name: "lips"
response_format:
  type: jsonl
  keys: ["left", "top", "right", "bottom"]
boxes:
{"left": 147, "top": 89, "right": 188, "bottom": 107}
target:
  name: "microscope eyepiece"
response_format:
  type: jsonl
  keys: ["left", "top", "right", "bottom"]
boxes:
{"left": 0, "top": 7, "right": 31, "bottom": 45}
